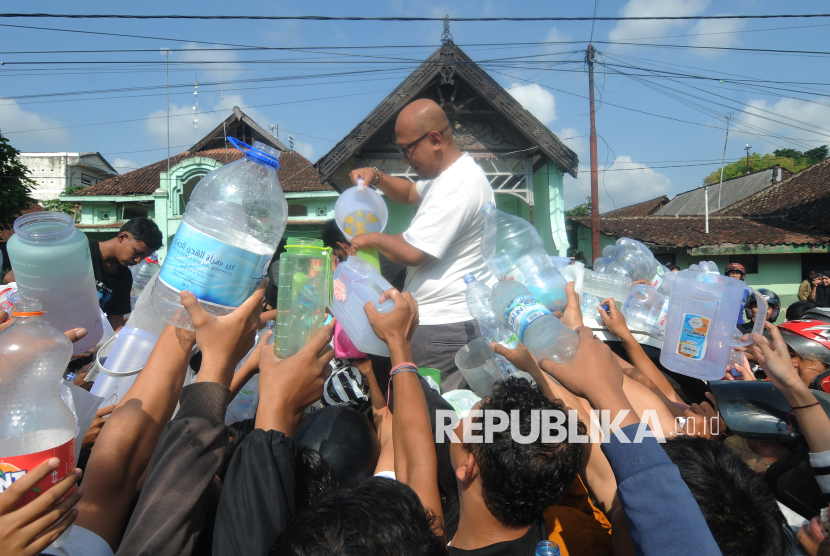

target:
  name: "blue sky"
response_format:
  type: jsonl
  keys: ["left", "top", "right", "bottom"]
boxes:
{"left": 2, "top": 1, "right": 829, "bottom": 211}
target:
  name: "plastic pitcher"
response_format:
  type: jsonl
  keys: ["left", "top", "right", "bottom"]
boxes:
{"left": 455, "top": 339, "right": 503, "bottom": 398}
{"left": 660, "top": 271, "right": 767, "bottom": 380}
{"left": 329, "top": 256, "right": 396, "bottom": 356}
{"left": 89, "top": 327, "right": 159, "bottom": 406}
{"left": 334, "top": 177, "right": 388, "bottom": 266}
{"left": 274, "top": 238, "right": 330, "bottom": 358}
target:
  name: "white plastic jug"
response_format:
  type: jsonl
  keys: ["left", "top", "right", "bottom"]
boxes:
{"left": 329, "top": 256, "right": 396, "bottom": 356}
{"left": 454, "top": 338, "right": 503, "bottom": 398}
{"left": 334, "top": 178, "right": 388, "bottom": 241}
{"left": 660, "top": 271, "right": 767, "bottom": 380}
{"left": 89, "top": 327, "right": 159, "bottom": 406}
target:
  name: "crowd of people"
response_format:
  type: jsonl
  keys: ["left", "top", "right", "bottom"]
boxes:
{"left": 1, "top": 98, "right": 830, "bottom": 556}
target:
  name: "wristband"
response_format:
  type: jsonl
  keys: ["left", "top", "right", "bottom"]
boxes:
{"left": 786, "top": 401, "right": 822, "bottom": 434}
{"left": 391, "top": 362, "right": 418, "bottom": 375}
{"left": 386, "top": 363, "right": 419, "bottom": 416}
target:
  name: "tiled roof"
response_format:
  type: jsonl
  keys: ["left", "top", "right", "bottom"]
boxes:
{"left": 603, "top": 196, "right": 670, "bottom": 217}
{"left": 71, "top": 148, "right": 329, "bottom": 197}
{"left": 718, "top": 158, "right": 830, "bottom": 234}
{"left": 568, "top": 215, "right": 830, "bottom": 248}
{"left": 0, "top": 202, "right": 44, "bottom": 242}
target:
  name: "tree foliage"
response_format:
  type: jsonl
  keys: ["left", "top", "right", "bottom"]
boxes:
{"left": 702, "top": 145, "right": 828, "bottom": 186}
{"left": 41, "top": 185, "right": 85, "bottom": 221}
{"left": 0, "top": 132, "right": 36, "bottom": 228}
{"left": 565, "top": 196, "right": 592, "bottom": 217}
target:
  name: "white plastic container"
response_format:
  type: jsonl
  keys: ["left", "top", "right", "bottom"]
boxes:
{"left": 329, "top": 256, "right": 396, "bottom": 356}
{"left": 593, "top": 237, "right": 673, "bottom": 296}
{"left": 462, "top": 273, "right": 518, "bottom": 377}
{"left": 560, "top": 262, "right": 632, "bottom": 302}
{"left": 455, "top": 338, "right": 503, "bottom": 398}
{"left": 89, "top": 327, "right": 159, "bottom": 406}
{"left": 660, "top": 271, "right": 766, "bottom": 380}
{"left": 621, "top": 285, "right": 670, "bottom": 340}
{"left": 334, "top": 178, "right": 388, "bottom": 241}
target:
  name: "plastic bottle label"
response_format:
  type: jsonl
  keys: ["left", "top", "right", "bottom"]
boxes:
{"left": 648, "top": 266, "right": 665, "bottom": 289}
{"left": 676, "top": 314, "right": 711, "bottom": 360}
{"left": 0, "top": 438, "right": 75, "bottom": 509}
{"left": 158, "top": 222, "right": 271, "bottom": 308}
{"left": 504, "top": 295, "right": 552, "bottom": 341}
{"left": 647, "top": 300, "right": 669, "bottom": 330}
{"left": 500, "top": 270, "right": 526, "bottom": 283}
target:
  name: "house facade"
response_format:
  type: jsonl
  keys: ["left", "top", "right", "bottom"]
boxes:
{"left": 61, "top": 108, "right": 336, "bottom": 260}
{"left": 315, "top": 35, "right": 579, "bottom": 256}
{"left": 19, "top": 152, "right": 119, "bottom": 201}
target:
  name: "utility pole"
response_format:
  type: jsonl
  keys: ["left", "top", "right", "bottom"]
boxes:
{"left": 161, "top": 48, "right": 171, "bottom": 183}
{"left": 587, "top": 45, "right": 601, "bottom": 264}
{"left": 717, "top": 112, "right": 733, "bottom": 210}
{"left": 745, "top": 144, "right": 752, "bottom": 174}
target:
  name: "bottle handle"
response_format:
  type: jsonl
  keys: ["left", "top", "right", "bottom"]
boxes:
{"left": 732, "top": 287, "right": 767, "bottom": 347}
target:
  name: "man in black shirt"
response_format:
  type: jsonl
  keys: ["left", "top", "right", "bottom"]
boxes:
{"left": 90, "top": 217, "right": 162, "bottom": 329}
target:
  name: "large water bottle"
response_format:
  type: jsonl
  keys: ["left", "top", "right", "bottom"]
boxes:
{"left": 152, "top": 139, "right": 287, "bottom": 330}
{"left": 0, "top": 300, "right": 77, "bottom": 508}
{"left": 560, "top": 262, "right": 632, "bottom": 302}
{"left": 129, "top": 252, "right": 160, "bottom": 311}
{"left": 274, "top": 238, "right": 330, "bottom": 358}
{"left": 490, "top": 280, "right": 578, "bottom": 363}
{"left": 480, "top": 204, "right": 569, "bottom": 311}
{"left": 6, "top": 212, "right": 103, "bottom": 354}
{"left": 593, "top": 238, "right": 673, "bottom": 295}
{"left": 621, "top": 285, "right": 670, "bottom": 339}
{"left": 225, "top": 321, "right": 272, "bottom": 425}
{"left": 463, "top": 273, "right": 518, "bottom": 377}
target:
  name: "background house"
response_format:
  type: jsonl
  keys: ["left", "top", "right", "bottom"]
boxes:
{"left": 315, "top": 35, "right": 578, "bottom": 257}
{"left": 61, "top": 108, "right": 335, "bottom": 260}
{"left": 566, "top": 162, "right": 830, "bottom": 319}
{"left": 19, "top": 152, "right": 119, "bottom": 201}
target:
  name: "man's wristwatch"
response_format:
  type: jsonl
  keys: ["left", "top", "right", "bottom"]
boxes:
{"left": 371, "top": 167, "right": 383, "bottom": 186}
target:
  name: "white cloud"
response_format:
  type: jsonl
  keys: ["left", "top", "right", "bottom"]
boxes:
{"left": 145, "top": 94, "right": 274, "bottom": 153}
{"left": 508, "top": 83, "right": 556, "bottom": 125}
{"left": 565, "top": 155, "right": 672, "bottom": 212}
{"left": 687, "top": 17, "right": 745, "bottom": 52}
{"left": 292, "top": 140, "right": 315, "bottom": 162}
{"left": 175, "top": 43, "right": 241, "bottom": 81}
{"left": 736, "top": 97, "right": 830, "bottom": 152}
{"left": 0, "top": 98, "right": 69, "bottom": 149}
{"left": 607, "top": 0, "right": 709, "bottom": 45}
{"left": 557, "top": 127, "right": 586, "bottom": 159}
{"left": 111, "top": 158, "right": 140, "bottom": 174}
{"left": 544, "top": 27, "right": 572, "bottom": 52}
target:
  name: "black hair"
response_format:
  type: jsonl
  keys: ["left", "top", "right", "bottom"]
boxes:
{"left": 120, "top": 217, "right": 163, "bottom": 250}
{"left": 320, "top": 219, "right": 349, "bottom": 250}
{"left": 272, "top": 477, "right": 447, "bottom": 556}
{"left": 662, "top": 436, "right": 792, "bottom": 556}
{"left": 294, "top": 446, "right": 339, "bottom": 511}
{"left": 464, "top": 376, "right": 584, "bottom": 528}
{"left": 668, "top": 264, "right": 681, "bottom": 271}
{"left": 823, "top": 270, "right": 830, "bottom": 277}
{"left": 786, "top": 301, "right": 816, "bottom": 321}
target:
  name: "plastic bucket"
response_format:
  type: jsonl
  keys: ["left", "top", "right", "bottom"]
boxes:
{"left": 334, "top": 179, "right": 388, "bottom": 241}
{"left": 89, "top": 327, "right": 159, "bottom": 406}
{"left": 455, "top": 339, "right": 503, "bottom": 398}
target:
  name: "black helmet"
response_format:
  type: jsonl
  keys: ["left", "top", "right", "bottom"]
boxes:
{"left": 745, "top": 288, "right": 780, "bottom": 322}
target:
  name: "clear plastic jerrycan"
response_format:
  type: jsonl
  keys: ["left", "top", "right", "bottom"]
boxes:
{"left": 621, "top": 285, "right": 670, "bottom": 340}
{"left": 593, "top": 237, "right": 673, "bottom": 295}
{"left": 660, "top": 271, "right": 767, "bottom": 380}
{"left": 329, "top": 256, "right": 396, "bottom": 356}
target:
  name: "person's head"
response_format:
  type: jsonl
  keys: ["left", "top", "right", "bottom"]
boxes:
{"left": 115, "top": 217, "right": 162, "bottom": 266}
{"left": 809, "top": 270, "right": 818, "bottom": 281}
{"left": 745, "top": 288, "right": 780, "bottom": 323}
{"left": 668, "top": 264, "right": 680, "bottom": 273}
{"left": 778, "top": 319, "right": 830, "bottom": 391}
{"left": 787, "top": 301, "right": 816, "bottom": 322}
{"left": 450, "top": 377, "right": 584, "bottom": 529}
{"left": 725, "top": 262, "right": 746, "bottom": 281}
{"left": 273, "top": 477, "right": 447, "bottom": 555}
{"left": 395, "top": 99, "right": 459, "bottom": 180}
{"left": 822, "top": 271, "right": 830, "bottom": 287}
{"left": 662, "top": 436, "right": 792, "bottom": 556}
{"left": 320, "top": 220, "right": 350, "bottom": 266}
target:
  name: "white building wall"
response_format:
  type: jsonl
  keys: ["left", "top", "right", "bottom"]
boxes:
{"left": 18, "top": 153, "right": 118, "bottom": 201}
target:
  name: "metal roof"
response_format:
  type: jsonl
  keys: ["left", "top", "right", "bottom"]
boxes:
{"left": 656, "top": 168, "right": 783, "bottom": 216}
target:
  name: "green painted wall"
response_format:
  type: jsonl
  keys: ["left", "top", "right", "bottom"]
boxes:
{"left": 576, "top": 228, "right": 615, "bottom": 263}
{"left": 384, "top": 198, "right": 417, "bottom": 236}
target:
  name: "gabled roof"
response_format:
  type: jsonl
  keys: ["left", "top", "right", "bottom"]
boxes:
{"left": 568, "top": 215, "right": 829, "bottom": 249}
{"left": 603, "top": 195, "right": 669, "bottom": 217}
{"left": 189, "top": 106, "right": 287, "bottom": 153}
{"left": 656, "top": 166, "right": 791, "bottom": 216}
{"left": 718, "top": 158, "right": 830, "bottom": 234}
{"left": 315, "top": 41, "right": 578, "bottom": 183}
{"left": 69, "top": 148, "right": 328, "bottom": 197}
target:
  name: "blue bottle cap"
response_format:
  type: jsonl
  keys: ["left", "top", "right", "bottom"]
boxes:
{"left": 463, "top": 273, "right": 476, "bottom": 284}
{"left": 227, "top": 136, "right": 282, "bottom": 169}
{"left": 481, "top": 203, "right": 496, "bottom": 214}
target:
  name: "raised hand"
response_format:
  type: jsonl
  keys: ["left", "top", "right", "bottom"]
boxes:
{"left": 750, "top": 322, "right": 802, "bottom": 392}
{"left": 598, "top": 299, "right": 631, "bottom": 339}
{"left": 0, "top": 458, "right": 83, "bottom": 556}
{"left": 489, "top": 341, "right": 541, "bottom": 377}
{"left": 82, "top": 404, "right": 116, "bottom": 450}
{"left": 365, "top": 289, "right": 419, "bottom": 347}
{"left": 559, "top": 281, "right": 584, "bottom": 331}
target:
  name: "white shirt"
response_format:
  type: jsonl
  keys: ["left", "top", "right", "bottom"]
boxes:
{"left": 402, "top": 153, "right": 496, "bottom": 325}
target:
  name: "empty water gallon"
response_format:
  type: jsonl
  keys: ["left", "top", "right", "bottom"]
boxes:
{"left": 660, "top": 271, "right": 766, "bottom": 380}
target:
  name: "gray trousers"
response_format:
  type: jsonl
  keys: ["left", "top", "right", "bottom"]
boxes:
{"left": 410, "top": 320, "right": 481, "bottom": 391}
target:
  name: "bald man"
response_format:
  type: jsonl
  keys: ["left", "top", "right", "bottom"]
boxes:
{"left": 349, "top": 99, "right": 495, "bottom": 388}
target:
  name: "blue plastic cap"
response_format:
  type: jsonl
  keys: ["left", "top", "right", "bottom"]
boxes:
{"left": 481, "top": 203, "right": 496, "bottom": 215}
{"left": 227, "top": 136, "right": 281, "bottom": 169}
{"left": 463, "top": 272, "right": 476, "bottom": 284}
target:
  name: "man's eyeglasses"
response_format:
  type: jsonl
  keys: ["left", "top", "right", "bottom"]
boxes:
{"left": 396, "top": 125, "right": 450, "bottom": 158}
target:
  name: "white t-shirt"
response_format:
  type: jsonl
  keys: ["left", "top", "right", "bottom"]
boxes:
{"left": 402, "top": 153, "right": 496, "bottom": 325}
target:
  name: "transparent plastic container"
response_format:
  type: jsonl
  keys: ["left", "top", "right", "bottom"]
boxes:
{"left": 153, "top": 139, "right": 287, "bottom": 330}
{"left": 89, "top": 327, "right": 159, "bottom": 406}
{"left": 688, "top": 261, "right": 720, "bottom": 275}
{"left": 455, "top": 339, "right": 503, "bottom": 398}
{"left": 660, "top": 271, "right": 766, "bottom": 380}
{"left": 560, "top": 262, "right": 632, "bottom": 302}
{"left": 481, "top": 204, "right": 568, "bottom": 311}
{"left": 463, "top": 273, "right": 518, "bottom": 377}
{"left": 274, "top": 238, "right": 330, "bottom": 358}
{"left": 593, "top": 237, "right": 673, "bottom": 296}
{"left": 0, "top": 300, "right": 76, "bottom": 508}
{"left": 580, "top": 292, "right": 603, "bottom": 320}
{"left": 225, "top": 322, "right": 271, "bottom": 426}
{"left": 490, "top": 280, "right": 578, "bottom": 363}
{"left": 329, "top": 256, "right": 395, "bottom": 356}
{"left": 621, "top": 285, "right": 670, "bottom": 339}
{"left": 6, "top": 212, "right": 103, "bottom": 354}
{"left": 129, "top": 252, "right": 160, "bottom": 311}
{"left": 334, "top": 178, "right": 388, "bottom": 241}
{"left": 0, "top": 284, "right": 18, "bottom": 318}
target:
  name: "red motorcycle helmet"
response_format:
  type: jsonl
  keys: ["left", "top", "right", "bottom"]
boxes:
{"left": 778, "top": 319, "right": 830, "bottom": 392}
{"left": 725, "top": 263, "right": 746, "bottom": 279}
